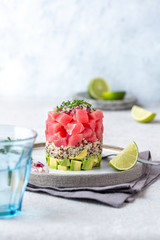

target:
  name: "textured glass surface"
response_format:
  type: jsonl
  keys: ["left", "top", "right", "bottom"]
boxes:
{"left": 0, "top": 125, "right": 37, "bottom": 218}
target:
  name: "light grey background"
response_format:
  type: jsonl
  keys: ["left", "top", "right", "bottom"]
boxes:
{"left": 0, "top": 0, "right": 160, "bottom": 104}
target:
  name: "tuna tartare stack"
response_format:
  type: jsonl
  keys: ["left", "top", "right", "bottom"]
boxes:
{"left": 45, "top": 100, "right": 104, "bottom": 171}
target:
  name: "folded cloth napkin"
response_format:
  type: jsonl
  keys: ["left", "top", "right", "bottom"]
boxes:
{"left": 26, "top": 151, "right": 160, "bottom": 208}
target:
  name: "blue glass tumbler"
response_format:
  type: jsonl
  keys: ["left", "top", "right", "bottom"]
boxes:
{"left": 0, "top": 125, "right": 37, "bottom": 218}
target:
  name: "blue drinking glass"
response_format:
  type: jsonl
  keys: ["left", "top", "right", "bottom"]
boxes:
{"left": 0, "top": 125, "right": 37, "bottom": 218}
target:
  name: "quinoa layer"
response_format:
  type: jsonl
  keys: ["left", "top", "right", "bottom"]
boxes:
{"left": 46, "top": 139, "right": 102, "bottom": 159}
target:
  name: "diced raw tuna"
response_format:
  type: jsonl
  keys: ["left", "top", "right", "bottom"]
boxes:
{"left": 96, "top": 129, "right": 103, "bottom": 141}
{"left": 46, "top": 105, "right": 103, "bottom": 147}
{"left": 89, "top": 119, "right": 96, "bottom": 131}
{"left": 84, "top": 119, "right": 96, "bottom": 131}
{"left": 95, "top": 120, "right": 103, "bottom": 141}
{"left": 46, "top": 120, "right": 55, "bottom": 131}
{"left": 53, "top": 137, "right": 68, "bottom": 147}
{"left": 101, "top": 125, "right": 104, "bottom": 133}
{"left": 48, "top": 123, "right": 62, "bottom": 135}
{"left": 47, "top": 111, "right": 55, "bottom": 123}
{"left": 89, "top": 110, "right": 103, "bottom": 121}
{"left": 59, "top": 128, "right": 67, "bottom": 137}
{"left": 48, "top": 109, "right": 59, "bottom": 122}
{"left": 52, "top": 108, "right": 60, "bottom": 120}
{"left": 52, "top": 129, "right": 66, "bottom": 140}
{"left": 81, "top": 127, "right": 93, "bottom": 139}
{"left": 65, "top": 122, "right": 84, "bottom": 135}
{"left": 76, "top": 109, "right": 89, "bottom": 123}
{"left": 86, "top": 133, "right": 97, "bottom": 142}
{"left": 68, "top": 134, "right": 83, "bottom": 146}
{"left": 96, "top": 119, "right": 103, "bottom": 126}
{"left": 46, "top": 134, "right": 56, "bottom": 142}
{"left": 45, "top": 129, "right": 48, "bottom": 137}
{"left": 56, "top": 113, "right": 73, "bottom": 126}
{"left": 72, "top": 113, "right": 77, "bottom": 121}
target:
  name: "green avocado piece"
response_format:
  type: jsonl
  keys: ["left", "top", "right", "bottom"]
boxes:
{"left": 82, "top": 157, "right": 94, "bottom": 170}
{"left": 69, "top": 149, "right": 87, "bottom": 160}
{"left": 50, "top": 157, "right": 59, "bottom": 169}
{"left": 46, "top": 154, "right": 50, "bottom": 166}
{"left": 95, "top": 154, "right": 102, "bottom": 167}
{"left": 70, "top": 160, "right": 82, "bottom": 171}
{"left": 93, "top": 157, "right": 99, "bottom": 167}
{"left": 59, "top": 158, "right": 70, "bottom": 167}
{"left": 58, "top": 165, "right": 69, "bottom": 171}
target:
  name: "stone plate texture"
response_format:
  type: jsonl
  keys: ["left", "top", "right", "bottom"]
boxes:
{"left": 29, "top": 146, "right": 145, "bottom": 188}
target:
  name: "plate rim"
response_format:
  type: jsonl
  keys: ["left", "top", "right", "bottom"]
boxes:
{"left": 30, "top": 143, "right": 146, "bottom": 187}
{"left": 31, "top": 143, "right": 145, "bottom": 177}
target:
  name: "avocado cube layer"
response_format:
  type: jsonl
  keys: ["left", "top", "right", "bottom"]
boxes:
{"left": 50, "top": 157, "right": 59, "bottom": 169}
{"left": 70, "top": 160, "right": 82, "bottom": 171}
{"left": 82, "top": 158, "right": 94, "bottom": 170}
{"left": 46, "top": 154, "right": 50, "bottom": 166}
{"left": 58, "top": 165, "right": 69, "bottom": 171}
{"left": 46, "top": 153, "right": 102, "bottom": 171}
{"left": 95, "top": 154, "right": 102, "bottom": 167}
{"left": 59, "top": 158, "right": 71, "bottom": 167}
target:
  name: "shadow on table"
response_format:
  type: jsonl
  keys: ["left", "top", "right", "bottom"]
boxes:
{"left": 152, "top": 119, "right": 160, "bottom": 124}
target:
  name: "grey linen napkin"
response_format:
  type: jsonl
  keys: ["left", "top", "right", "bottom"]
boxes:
{"left": 26, "top": 151, "right": 160, "bottom": 208}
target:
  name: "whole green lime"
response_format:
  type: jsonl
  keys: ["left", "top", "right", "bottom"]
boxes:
{"left": 102, "top": 91, "right": 126, "bottom": 100}
{"left": 88, "top": 78, "right": 110, "bottom": 99}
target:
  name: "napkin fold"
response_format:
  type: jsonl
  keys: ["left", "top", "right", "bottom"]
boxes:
{"left": 26, "top": 151, "right": 160, "bottom": 208}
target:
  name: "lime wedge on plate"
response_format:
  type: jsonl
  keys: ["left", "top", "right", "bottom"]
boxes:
{"left": 109, "top": 142, "right": 138, "bottom": 171}
{"left": 88, "top": 78, "right": 110, "bottom": 99}
{"left": 102, "top": 91, "right": 126, "bottom": 100}
{"left": 131, "top": 105, "right": 156, "bottom": 123}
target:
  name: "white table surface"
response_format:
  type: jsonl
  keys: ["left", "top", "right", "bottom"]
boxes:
{"left": 0, "top": 97, "right": 160, "bottom": 240}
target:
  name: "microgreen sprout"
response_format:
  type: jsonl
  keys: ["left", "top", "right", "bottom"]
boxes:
{"left": 56, "top": 99, "right": 92, "bottom": 113}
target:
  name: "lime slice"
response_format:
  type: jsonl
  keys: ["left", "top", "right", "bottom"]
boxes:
{"left": 102, "top": 91, "right": 126, "bottom": 100}
{"left": 109, "top": 142, "right": 138, "bottom": 171}
{"left": 131, "top": 105, "right": 156, "bottom": 123}
{"left": 88, "top": 78, "right": 110, "bottom": 99}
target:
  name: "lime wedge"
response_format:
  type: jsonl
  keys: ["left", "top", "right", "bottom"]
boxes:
{"left": 88, "top": 78, "right": 110, "bottom": 99}
{"left": 109, "top": 142, "right": 138, "bottom": 171}
{"left": 131, "top": 105, "right": 156, "bottom": 123}
{"left": 102, "top": 91, "right": 126, "bottom": 100}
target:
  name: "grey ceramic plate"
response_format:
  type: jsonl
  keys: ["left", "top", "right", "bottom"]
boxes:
{"left": 29, "top": 146, "right": 146, "bottom": 188}
{"left": 73, "top": 92, "right": 137, "bottom": 110}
